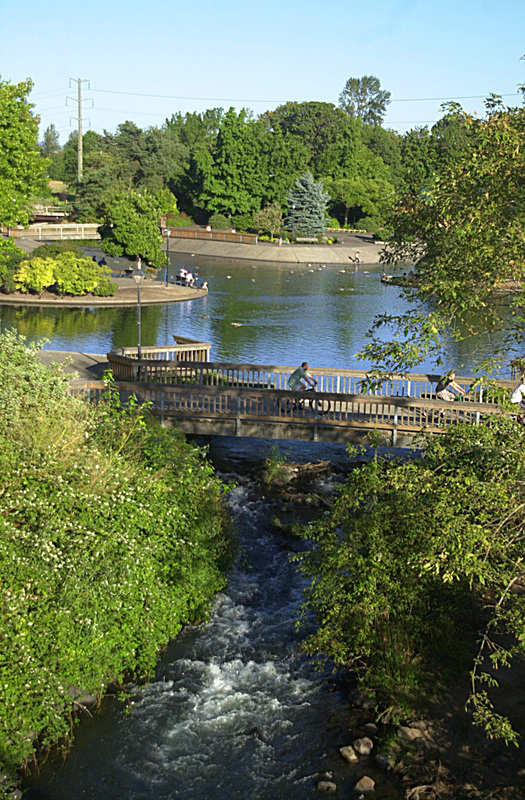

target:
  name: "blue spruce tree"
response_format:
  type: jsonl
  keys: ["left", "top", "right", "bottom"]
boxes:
{"left": 286, "top": 171, "right": 330, "bottom": 238}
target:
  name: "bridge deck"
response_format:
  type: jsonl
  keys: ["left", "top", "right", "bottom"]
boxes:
{"left": 70, "top": 378, "right": 506, "bottom": 447}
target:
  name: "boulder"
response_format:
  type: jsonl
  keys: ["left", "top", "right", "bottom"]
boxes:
{"left": 317, "top": 780, "right": 337, "bottom": 792}
{"left": 340, "top": 744, "right": 359, "bottom": 762}
{"left": 355, "top": 775, "right": 375, "bottom": 793}
{"left": 353, "top": 736, "right": 374, "bottom": 756}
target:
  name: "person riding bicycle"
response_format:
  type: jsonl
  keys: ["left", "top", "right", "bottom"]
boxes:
{"left": 288, "top": 362, "right": 317, "bottom": 392}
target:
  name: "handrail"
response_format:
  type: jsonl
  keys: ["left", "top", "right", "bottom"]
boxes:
{"left": 69, "top": 380, "right": 506, "bottom": 439}
{"left": 103, "top": 356, "right": 515, "bottom": 404}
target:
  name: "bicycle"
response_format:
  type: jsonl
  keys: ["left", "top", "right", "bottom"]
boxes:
{"left": 287, "top": 386, "right": 331, "bottom": 416}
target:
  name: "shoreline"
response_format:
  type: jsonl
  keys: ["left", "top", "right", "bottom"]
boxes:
{"left": 0, "top": 278, "right": 206, "bottom": 307}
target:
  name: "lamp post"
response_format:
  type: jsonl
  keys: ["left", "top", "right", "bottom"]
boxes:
{"left": 291, "top": 203, "right": 295, "bottom": 242}
{"left": 132, "top": 266, "right": 146, "bottom": 361}
{"left": 164, "top": 228, "right": 171, "bottom": 287}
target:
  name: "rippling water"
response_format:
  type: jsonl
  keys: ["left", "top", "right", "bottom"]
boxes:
{"left": 26, "top": 475, "right": 402, "bottom": 800}
{"left": 0, "top": 252, "right": 512, "bottom": 374}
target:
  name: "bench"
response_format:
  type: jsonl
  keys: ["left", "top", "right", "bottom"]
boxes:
{"left": 296, "top": 236, "right": 318, "bottom": 243}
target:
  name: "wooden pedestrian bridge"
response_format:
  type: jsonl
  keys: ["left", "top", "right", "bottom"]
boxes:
{"left": 67, "top": 338, "right": 516, "bottom": 446}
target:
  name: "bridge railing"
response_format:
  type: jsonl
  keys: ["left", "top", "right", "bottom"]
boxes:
{"left": 107, "top": 340, "right": 211, "bottom": 381}
{"left": 69, "top": 380, "right": 506, "bottom": 443}
{"left": 105, "top": 358, "right": 514, "bottom": 404}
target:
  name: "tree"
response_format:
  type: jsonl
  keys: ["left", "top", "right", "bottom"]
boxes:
{"left": 323, "top": 174, "right": 395, "bottom": 228}
{"left": 286, "top": 171, "right": 330, "bottom": 237}
{"left": 40, "top": 124, "right": 61, "bottom": 159}
{"left": 197, "top": 108, "right": 265, "bottom": 217}
{"left": 253, "top": 202, "right": 282, "bottom": 238}
{"left": 0, "top": 77, "right": 48, "bottom": 227}
{"left": 99, "top": 188, "right": 171, "bottom": 268}
{"left": 338, "top": 75, "right": 391, "bottom": 126}
{"left": 295, "top": 418, "right": 525, "bottom": 743}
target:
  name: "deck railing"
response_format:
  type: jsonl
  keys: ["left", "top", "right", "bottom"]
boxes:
{"left": 68, "top": 379, "right": 506, "bottom": 445}
{"left": 105, "top": 357, "right": 515, "bottom": 404}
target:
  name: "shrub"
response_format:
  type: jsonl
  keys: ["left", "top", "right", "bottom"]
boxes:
{"left": 0, "top": 331, "right": 234, "bottom": 779}
{"left": 92, "top": 278, "right": 117, "bottom": 296}
{"left": 14, "top": 257, "right": 55, "bottom": 294}
{"left": 165, "top": 212, "right": 194, "bottom": 228}
{"left": 230, "top": 213, "right": 253, "bottom": 232}
{"left": 53, "top": 252, "right": 111, "bottom": 296}
{"left": 208, "top": 213, "right": 230, "bottom": 229}
{"left": 31, "top": 242, "right": 83, "bottom": 259}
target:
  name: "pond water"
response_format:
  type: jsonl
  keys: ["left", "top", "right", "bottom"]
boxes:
{"left": 0, "top": 251, "right": 512, "bottom": 375}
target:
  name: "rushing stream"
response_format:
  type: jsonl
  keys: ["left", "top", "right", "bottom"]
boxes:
{"left": 26, "top": 440, "right": 403, "bottom": 800}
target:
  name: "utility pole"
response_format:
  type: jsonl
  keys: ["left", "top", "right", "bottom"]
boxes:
{"left": 67, "top": 79, "right": 91, "bottom": 183}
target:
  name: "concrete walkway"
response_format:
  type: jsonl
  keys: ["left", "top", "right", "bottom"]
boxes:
{"left": 167, "top": 232, "right": 383, "bottom": 265}
{"left": 37, "top": 350, "right": 110, "bottom": 380}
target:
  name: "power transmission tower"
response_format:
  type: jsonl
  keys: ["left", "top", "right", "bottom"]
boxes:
{"left": 67, "top": 78, "right": 92, "bottom": 182}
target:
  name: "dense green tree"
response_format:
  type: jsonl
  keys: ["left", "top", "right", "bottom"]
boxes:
{"left": 263, "top": 101, "right": 352, "bottom": 177}
{"left": 197, "top": 108, "right": 265, "bottom": 217}
{"left": 338, "top": 75, "right": 391, "bottom": 126}
{"left": 166, "top": 108, "right": 224, "bottom": 148}
{"left": 296, "top": 418, "right": 525, "bottom": 743}
{"left": 323, "top": 174, "right": 395, "bottom": 228}
{"left": 286, "top": 171, "right": 330, "bottom": 237}
{"left": 0, "top": 77, "right": 48, "bottom": 227}
{"left": 400, "top": 126, "right": 437, "bottom": 194}
{"left": 99, "top": 188, "right": 172, "bottom": 268}
{"left": 361, "top": 124, "right": 404, "bottom": 191}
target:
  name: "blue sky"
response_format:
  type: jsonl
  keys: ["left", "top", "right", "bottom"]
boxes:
{"left": 2, "top": 0, "right": 524, "bottom": 143}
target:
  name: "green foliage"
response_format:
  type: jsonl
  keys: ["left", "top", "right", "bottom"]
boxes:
{"left": 295, "top": 418, "right": 525, "bottom": 741}
{"left": 53, "top": 252, "right": 112, "bottom": 295}
{"left": 0, "top": 239, "right": 25, "bottom": 291}
{"left": 99, "top": 188, "right": 171, "bottom": 268}
{"left": 9, "top": 250, "right": 113, "bottom": 296}
{"left": 14, "top": 256, "right": 55, "bottom": 294}
{"left": 338, "top": 75, "right": 391, "bottom": 126}
{"left": 208, "top": 212, "right": 230, "bottom": 229}
{"left": 286, "top": 171, "right": 330, "bottom": 236}
{"left": 253, "top": 202, "right": 282, "bottom": 238}
{"left": 0, "top": 77, "right": 49, "bottom": 227}
{"left": 39, "top": 123, "right": 61, "bottom": 160}
{"left": 0, "top": 330, "right": 233, "bottom": 777}
{"left": 165, "top": 211, "right": 194, "bottom": 227}
{"left": 92, "top": 277, "right": 117, "bottom": 296}
{"left": 31, "top": 241, "right": 84, "bottom": 259}
{"left": 197, "top": 108, "right": 265, "bottom": 217}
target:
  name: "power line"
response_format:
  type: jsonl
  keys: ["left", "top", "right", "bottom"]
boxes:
{"left": 90, "top": 86, "right": 521, "bottom": 105}
{"left": 390, "top": 92, "right": 521, "bottom": 103}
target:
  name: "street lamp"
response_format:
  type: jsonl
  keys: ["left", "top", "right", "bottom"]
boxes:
{"left": 291, "top": 203, "right": 295, "bottom": 242}
{"left": 132, "top": 267, "right": 146, "bottom": 361}
{"left": 164, "top": 228, "right": 171, "bottom": 287}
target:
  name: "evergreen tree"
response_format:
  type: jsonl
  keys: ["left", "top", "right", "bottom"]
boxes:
{"left": 40, "top": 123, "right": 61, "bottom": 159}
{"left": 286, "top": 171, "right": 330, "bottom": 237}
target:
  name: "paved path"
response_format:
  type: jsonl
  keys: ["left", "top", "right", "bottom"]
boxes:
{"left": 37, "top": 350, "right": 110, "bottom": 380}
{"left": 166, "top": 232, "right": 383, "bottom": 265}
{"left": 9, "top": 232, "right": 383, "bottom": 268}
